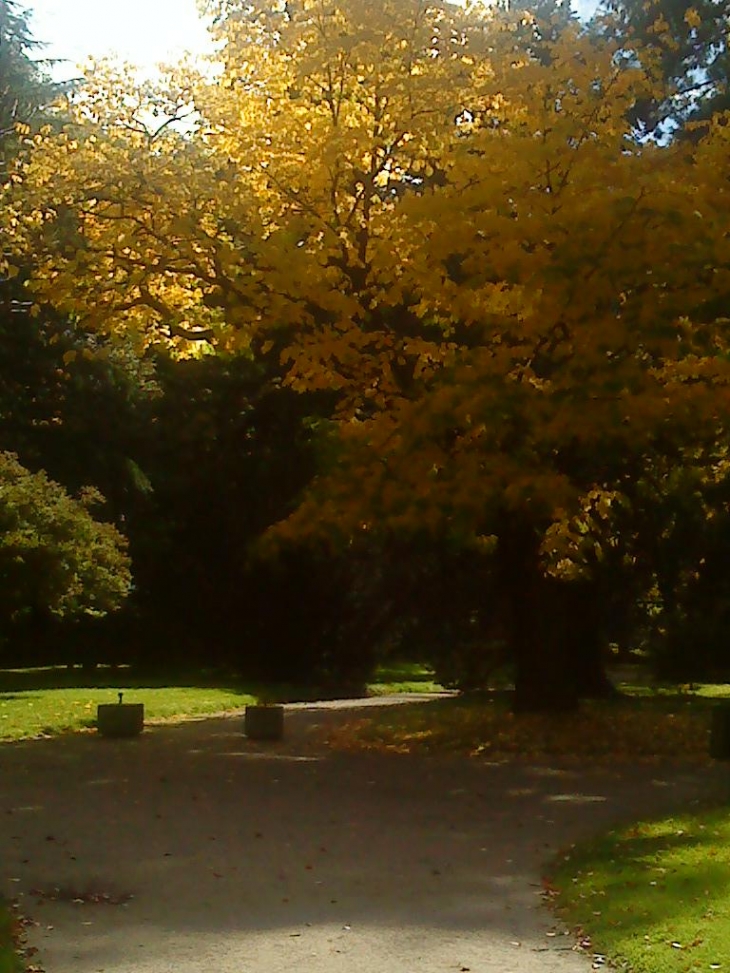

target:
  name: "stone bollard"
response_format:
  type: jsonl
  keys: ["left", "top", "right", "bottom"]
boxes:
{"left": 97, "top": 692, "right": 145, "bottom": 738}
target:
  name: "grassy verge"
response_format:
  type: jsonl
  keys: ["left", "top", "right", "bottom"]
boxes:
{"left": 0, "top": 903, "right": 21, "bottom": 973}
{"left": 0, "top": 665, "right": 310, "bottom": 742}
{"left": 324, "top": 687, "right": 726, "bottom": 762}
{"left": 367, "top": 661, "right": 444, "bottom": 696}
{"left": 0, "top": 661, "right": 444, "bottom": 743}
{"left": 548, "top": 806, "right": 730, "bottom": 972}
{"left": 0, "top": 684, "right": 259, "bottom": 741}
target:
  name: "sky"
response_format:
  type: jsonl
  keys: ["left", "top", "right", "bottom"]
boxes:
{"left": 27, "top": 0, "right": 215, "bottom": 78}
{"left": 26, "top": 0, "right": 597, "bottom": 79}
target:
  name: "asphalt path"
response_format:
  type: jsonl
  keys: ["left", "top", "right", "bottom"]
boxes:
{"left": 1, "top": 696, "right": 727, "bottom": 973}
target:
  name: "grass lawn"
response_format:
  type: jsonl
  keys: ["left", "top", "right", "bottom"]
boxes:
{"left": 548, "top": 805, "right": 730, "bottom": 972}
{"left": 0, "top": 903, "right": 20, "bottom": 973}
{"left": 0, "top": 661, "right": 444, "bottom": 743}
{"left": 367, "top": 661, "right": 444, "bottom": 696}
{"left": 0, "top": 684, "right": 258, "bottom": 742}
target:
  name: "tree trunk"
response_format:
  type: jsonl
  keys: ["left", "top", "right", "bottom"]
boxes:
{"left": 511, "top": 574, "right": 581, "bottom": 713}
{"left": 564, "top": 582, "right": 621, "bottom": 700}
{"left": 498, "top": 520, "right": 580, "bottom": 714}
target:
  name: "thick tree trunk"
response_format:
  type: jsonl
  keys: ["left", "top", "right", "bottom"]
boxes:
{"left": 563, "top": 582, "right": 621, "bottom": 700}
{"left": 572, "top": 642, "right": 620, "bottom": 699}
{"left": 497, "top": 523, "right": 620, "bottom": 712}
{"left": 498, "top": 520, "right": 580, "bottom": 715}
{"left": 511, "top": 574, "right": 581, "bottom": 714}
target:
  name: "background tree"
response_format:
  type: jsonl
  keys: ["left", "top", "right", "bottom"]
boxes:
{"left": 118, "top": 350, "right": 341, "bottom": 679}
{"left": 0, "top": 0, "right": 62, "bottom": 174}
{"left": 594, "top": 0, "right": 730, "bottom": 136}
{"left": 0, "top": 4, "right": 136, "bottom": 664}
{"left": 0, "top": 451, "right": 131, "bottom": 654}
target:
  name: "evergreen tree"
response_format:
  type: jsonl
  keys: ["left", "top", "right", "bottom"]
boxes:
{"left": 596, "top": 0, "right": 729, "bottom": 136}
{"left": 0, "top": 0, "right": 61, "bottom": 173}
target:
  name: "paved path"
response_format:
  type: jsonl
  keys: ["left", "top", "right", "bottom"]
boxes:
{"left": 1, "top": 697, "right": 728, "bottom": 973}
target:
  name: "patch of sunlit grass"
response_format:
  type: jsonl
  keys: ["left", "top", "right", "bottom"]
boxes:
{"left": 367, "top": 661, "right": 444, "bottom": 696}
{"left": 548, "top": 807, "right": 730, "bottom": 972}
{"left": 0, "top": 686, "right": 257, "bottom": 742}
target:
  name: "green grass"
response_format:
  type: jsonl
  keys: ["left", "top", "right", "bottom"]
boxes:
{"left": 0, "top": 661, "right": 444, "bottom": 743}
{"left": 0, "top": 684, "right": 258, "bottom": 741}
{"left": 549, "top": 806, "right": 730, "bottom": 972}
{"left": 0, "top": 665, "right": 278, "bottom": 742}
{"left": 367, "top": 661, "right": 444, "bottom": 696}
{"left": 0, "top": 903, "right": 21, "bottom": 973}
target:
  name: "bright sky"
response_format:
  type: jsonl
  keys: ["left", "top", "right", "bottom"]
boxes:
{"left": 27, "top": 0, "right": 215, "bottom": 78}
{"left": 27, "top": 0, "right": 598, "bottom": 79}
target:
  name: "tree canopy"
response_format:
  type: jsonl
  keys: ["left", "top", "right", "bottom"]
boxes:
{"left": 4, "top": 0, "right": 730, "bottom": 705}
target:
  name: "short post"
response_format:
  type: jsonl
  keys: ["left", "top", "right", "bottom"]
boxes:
{"left": 97, "top": 692, "right": 145, "bottom": 738}
{"left": 710, "top": 702, "right": 730, "bottom": 760}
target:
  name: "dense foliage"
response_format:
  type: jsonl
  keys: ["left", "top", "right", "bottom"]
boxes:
{"left": 0, "top": 451, "right": 131, "bottom": 634}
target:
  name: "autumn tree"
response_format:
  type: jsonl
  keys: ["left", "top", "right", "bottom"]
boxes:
{"left": 7, "top": 0, "right": 730, "bottom": 709}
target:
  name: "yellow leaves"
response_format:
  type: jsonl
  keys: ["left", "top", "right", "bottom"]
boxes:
{"left": 541, "top": 489, "right": 627, "bottom": 580}
{"left": 684, "top": 7, "right": 702, "bottom": 29}
{"left": 5, "top": 0, "right": 730, "bottom": 558}
{"left": 647, "top": 13, "right": 680, "bottom": 50}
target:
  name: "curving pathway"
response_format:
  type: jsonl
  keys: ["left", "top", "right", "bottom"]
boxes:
{"left": 1, "top": 696, "right": 727, "bottom": 973}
